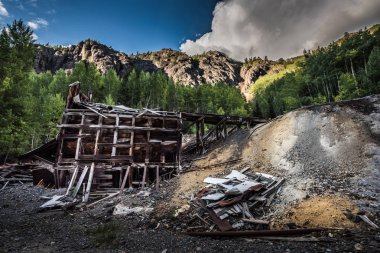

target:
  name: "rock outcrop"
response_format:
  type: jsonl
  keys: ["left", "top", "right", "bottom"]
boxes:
{"left": 34, "top": 40, "right": 134, "bottom": 76}
{"left": 34, "top": 39, "right": 275, "bottom": 87}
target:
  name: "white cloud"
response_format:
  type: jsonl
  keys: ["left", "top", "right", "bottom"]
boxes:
{"left": 32, "top": 33, "right": 38, "bottom": 40}
{"left": 27, "top": 18, "right": 48, "bottom": 30}
{"left": 27, "top": 21, "right": 38, "bottom": 29}
{"left": 0, "top": 1, "right": 9, "bottom": 17}
{"left": 180, "top": 0, "right": 380, "bottom": 60}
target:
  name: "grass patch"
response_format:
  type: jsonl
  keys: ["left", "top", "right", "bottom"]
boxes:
{"left": 249, "top": 62, "right": 298, "bottom": 96}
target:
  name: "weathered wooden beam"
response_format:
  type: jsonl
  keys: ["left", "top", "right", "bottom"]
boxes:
{"left": 72, "top": 165, "right": 89, "bottom": 197}
{"left": 57, "top": 124, "right": 180, "bottom": 132}
{"left": 75, "top": 113, "right": 85, "bottom": 160}
{"left": 185, "top": 228, "right": 324, "bottom": 237}
{"left": 155, "top": 165, "right": 160, "bottom": 191}
{"left": 119, "top": 166, "right": 131, "bottom": 195}
{"left": 111, "top": 114, "right": 120, "bottom": 156}
{"left": 142, "top": 165, "right": 147, "bottom": 189}
{"left": 83, "top": 162, "right": 95, "bottom": 202}
{"left": 65, "top": 166, "right": 79, "bottom": 196}
{"left": 241, "top": 218, "right": 270, "bottom": 225}
{"left": 196, "top": 121, "right": 200, "bottom": 151}
{"left": 32, "top": 155, "right": 54, "bottom": 166}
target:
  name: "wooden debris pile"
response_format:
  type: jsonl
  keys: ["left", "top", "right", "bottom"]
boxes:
{"left": 186, "top": 168, "right": 284, "bottom": 232}
{"left": 0, "top": 164, "right": 34, "bottom": 190}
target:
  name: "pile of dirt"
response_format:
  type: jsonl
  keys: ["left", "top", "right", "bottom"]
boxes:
{"left": 242, "top": 96, "right": 380, "bottom": 216}
{"left": 278, "top": 195, "right": 359, "bottom": 229}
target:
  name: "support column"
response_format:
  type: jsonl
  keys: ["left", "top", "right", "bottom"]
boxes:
{"left": 111, "top": 114, "right": 119, "bottom": 157}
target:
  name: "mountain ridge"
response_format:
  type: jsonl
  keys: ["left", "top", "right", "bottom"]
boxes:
{"left": 33, "top": 24, "right": 380, "bottom": 90}
{"left": 33, "top": 40, "right": 284, "bottom": 90}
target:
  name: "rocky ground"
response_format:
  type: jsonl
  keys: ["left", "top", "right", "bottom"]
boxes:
{"left": 1, "top": 183, "right": 380, "bottom": 253}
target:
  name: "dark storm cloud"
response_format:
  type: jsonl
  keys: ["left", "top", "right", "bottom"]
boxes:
{"left": 180, "top": 0, "right": 380, "bottom": 60}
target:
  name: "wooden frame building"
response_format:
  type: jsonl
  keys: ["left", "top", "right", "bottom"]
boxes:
{"left": 56, "top": 105, "right": 182, "bottom": 201}
{"left": 39, "top": 82, "right": 265, "bottom": 202}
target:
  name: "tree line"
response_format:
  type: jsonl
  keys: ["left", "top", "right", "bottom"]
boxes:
{"left": 251, "top": 26, "right": 380, "bottom": 118}
{"left": 1, "top": 19, "right": 379, "bottom": 161}
{"left": 0, "top": 20, "right": 249, "bottom": 161}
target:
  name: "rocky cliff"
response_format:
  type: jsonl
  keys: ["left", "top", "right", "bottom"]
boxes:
{"left": 34, "top": 39, "right": 278, "bottom": 89}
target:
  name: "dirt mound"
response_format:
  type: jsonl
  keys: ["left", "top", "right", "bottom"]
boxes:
{"left": 242, "top": 95, "right": 380, "bottom": 213}
{"left": 278, "top": 195, "right": 359, "bottom": 229}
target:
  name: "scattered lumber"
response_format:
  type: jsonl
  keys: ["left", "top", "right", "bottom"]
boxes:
{"left": 0, "top": 164, "right": 34, "bottom": 189}
{"left": 241, "top": 218, "right": 270, "bottom": 225}
{"left": 245, "top": 236, "right": 322, "bottom": 242}
{"left": 185, "top": 228, "right": 324, "bottom": 237}
{"left": 186, "top": 169, "right": 284, "bottom": 232}
{"left": 358, "top": 215, "right": 379, "bottom": 229}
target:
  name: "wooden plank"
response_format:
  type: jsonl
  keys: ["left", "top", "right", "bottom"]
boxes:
{"left": 83, "top": 116, "right": 102, "bottom": 202}
{"left": 185, "top": 228, "right": 324, "bottom": 237}
{"left": 142, "top": 165, "right": 147, "bottom": 189}
{"left": 0, "top": 178, "right": 32, "bottom": 182}
{"left": 32, "top": 155, "right": 54, "bottom": 166}
{"left": 83, "top": 162, "right": 95, "bottom": 202}
{"left": 260, "top": 178, "right": 285, "bottom": 197}
{"left": 199, "top": 199, "right": 232, "bottom": 232}
{"left": 119, "top": 166, "right": 131, "bottom": 195}
{"left": 57, "top": 124, "right": 179, "bottom": 132}
{"left": 98, "top": 143, "right": 131, "bottom": 148}
{"left": 1, "top": 181, "right": 9, "bottom": 190}
{"left": 111, "top": 114, "right": 119, "bottom": 156}
{"left": 196, "top": 122, "right": 200, "bottom": 152}
{"left": 65, "top": 166, "right": 79, "bottom": 196}
{"left": 129, "top": 117, "right": 135, "bottom": 157}
{"left": 75, "top": 113, "right": 85, "bottom": 160}
{"left": 86, "top": 192, "right": 119, "bottom": 208}
{"left": 155, "top": 165, "right": 160, "bottom": 191}
{"left": 80, "top": 103, "right": 108, "bottom": 118}
{"left": 200, "top": 118, "right": 205, "bottom": 153}
{"left": 242, "top": 218, "right": 270, "bottom": 225}
{"left": 358, "top": 215, "right": 379, "bottom": 229}
{"left": 223, "top": 119, "right": 227, "bottom": 139}
{"left": 247, "top": 236, "right": 320, "bottom": 242}
{"left": 72, "top": 165, "right": 89, "bottom": 197}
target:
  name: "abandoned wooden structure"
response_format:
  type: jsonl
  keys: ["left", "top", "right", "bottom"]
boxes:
{"left": 24, "top": 82, "right": 265, "bottom": 202}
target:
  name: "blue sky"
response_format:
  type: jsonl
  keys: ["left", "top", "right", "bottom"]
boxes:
{"left": 1, "top": 1, "right": 379, "bottom": 59}
{"left": 0, "top": 0, "right": 219, "bottom": 53}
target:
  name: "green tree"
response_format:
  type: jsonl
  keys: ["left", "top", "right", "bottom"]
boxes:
{"left": 103, "top": 69, "right": 121, "bottom": 104}
{"left": 367, "top": 46, "right": 380, "bottom": 94}
{"left": 0, "top": 20, "right": 35, "bottom": 161}
{"left": 335, "top": 73, "right": 360, "bottom": 101}
{"left": 69, "top": 61, "right": 102, "bottom": 100}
